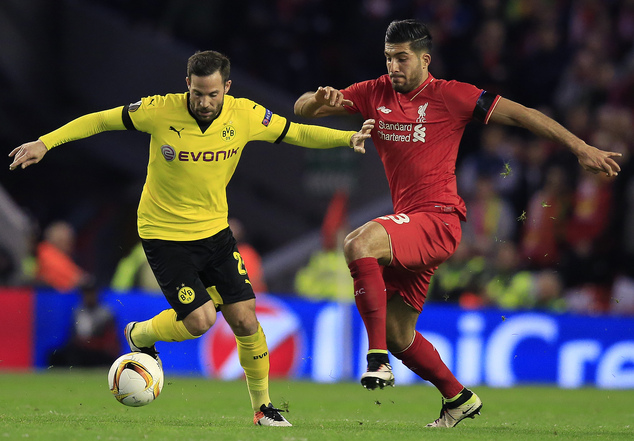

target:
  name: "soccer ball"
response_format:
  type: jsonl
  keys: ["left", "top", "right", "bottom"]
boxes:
{"left": 107, "top": 352, "right": 164, "bottom": 407}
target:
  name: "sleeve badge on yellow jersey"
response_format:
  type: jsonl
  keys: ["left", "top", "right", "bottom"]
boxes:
{"left": 262, "top": 108, "right": 273, "bottom": 126}
{"left": 128, "top": 100, "right": 142, "bottom": 112}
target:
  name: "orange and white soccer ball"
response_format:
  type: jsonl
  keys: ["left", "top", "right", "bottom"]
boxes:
{"left": 107, "top": 352, "right": 164, "bottom": 407}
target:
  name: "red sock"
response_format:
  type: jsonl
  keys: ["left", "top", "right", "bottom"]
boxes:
{"left": 393, "top": 331, "right": 463, "bottom": 398}
{"left": 348, "top": 257, "right": 387, "bottom": 351}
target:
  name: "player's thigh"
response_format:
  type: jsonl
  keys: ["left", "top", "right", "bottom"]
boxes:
{"left": 197, "top": 229, "right": 256, "bottom": 327}
{"left": 142, "top": 238, "right": 212, "bottom": 320}
{"left": 384, "top": 265, "right": 435, "bottom": 313}
{"left": 375, "top": 212, "right": 462, "bottom": 270}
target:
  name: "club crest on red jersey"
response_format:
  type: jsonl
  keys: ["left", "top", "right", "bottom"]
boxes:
{"left": 417, "top": 102, "right": 428, "bottom": 123}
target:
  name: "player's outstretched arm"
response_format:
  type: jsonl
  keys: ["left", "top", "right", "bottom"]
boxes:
{"left": 489, "top": 97, "right": 622, "bottom": 177}
{"left": 283, "top": 119, "right": 374, "bottom": 154}
{"left": 9, "top": 107, "right": 128, "bottom": 171}
{"left": 9, "top": 140, "right": 48, "bottom": 171}
{"left": 294, "top": 87, "right": 354, "bottom": 118}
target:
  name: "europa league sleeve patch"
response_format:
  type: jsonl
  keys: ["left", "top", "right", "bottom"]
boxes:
{"left": 262, "top": 108, "right": 273, "bottom": 126}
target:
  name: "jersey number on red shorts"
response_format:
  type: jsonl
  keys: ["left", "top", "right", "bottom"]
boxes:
{"left": 379, "top": 214, "right": 410, "bottom": 224}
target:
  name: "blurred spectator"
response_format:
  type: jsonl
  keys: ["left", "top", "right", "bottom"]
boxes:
{"left": 611, "top": 274, "right": 634, "bottom": 315}
{"left": 462, "top": 174, "right": 516, "bottom": 256}
{"left": 19, "top": 219, "right": 40, "bottom": 286}
{"left": 295, "top": 191, "right": 353, "bottom": 301}
{"left": 514, "top": 22, "right": 569, "bottom": 109}
{"left": 229, "top": 218, "right": 268, "bottom": 294}
{"left": 533, "top": 270, "right": 566, "bottom": 312}
{"left": 427, "top": 239, "right": 487, "bottom": 308}
{"left": 111, "top": 242, "right": 161, "bottom": 293}
{"left": 555, "top": 47, "right": 616, "bottom": 112}
{"left": 520, "top": 165, "right": 571, "bottom": 269}
{"left": 49, "top": 284, "right": 120, "bottom": 367}
{"left": 462, "top": 18, "right": 511, "bottom": 94}
{"left": 513, "top": 138, "right": 553, "bottom": 219}
{"left": 36, "top": 221, "right": 91, "bottom": 292}
{"left": 564, "top": 282, "right": 611, "bottom": 315}
{"left": 560, "top": 171, "right": 614, "bottom": 287}
{"left": 483, "top": 242, "right": 534, "bottom": 309}
{"left": 458, "top": 125, "right": 520, "bottom": 201}
{"left": 0, "top": 246, "right": 15, "bottom": 285}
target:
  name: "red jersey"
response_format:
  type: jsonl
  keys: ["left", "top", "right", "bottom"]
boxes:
{"left": 342, "top": 74, "right": 500, "bottom": 221}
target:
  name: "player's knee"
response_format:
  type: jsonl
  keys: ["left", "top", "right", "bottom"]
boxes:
{"left": 226, "top": 313, "right": 259, "bottom": 337}
{"left": 386, "top": 320, "right": 416, "bottom": 353}
{"left": 183, "top": 307, "right": 217, "bottom": 336}
{"left": 343, "top": 231, "right": 368, "bottom": 262}
{"left": 387, "top": 334, "right": 411, "bottom": 354}
{"left": 343, "top": 222, "right": 389, "bottom": 263}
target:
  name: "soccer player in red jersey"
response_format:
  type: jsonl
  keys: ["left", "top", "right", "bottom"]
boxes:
{"left": 294, "top": 19, "right": 622, "bottom": 427}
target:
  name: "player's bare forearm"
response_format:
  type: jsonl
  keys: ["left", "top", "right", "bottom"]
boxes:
{"left": 294, "top": 92, "right": 322, "bottom": 117}
{"left": 490, "top": 98, "right": 622, "bottom": 177}
{"left": 9, "top": 140, "right": 48, "bottom": 170}
{"left": 294, "top": 87, "right": 352, "bottom": 118}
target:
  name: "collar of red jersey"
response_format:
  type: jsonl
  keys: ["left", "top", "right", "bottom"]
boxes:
{"left": 402, "top": 74, "right": 435, "bottom": 101}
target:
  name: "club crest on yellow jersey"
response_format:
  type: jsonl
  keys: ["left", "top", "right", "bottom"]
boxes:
{"left": 221, "top": 125, "right": 236, "bottom": 142}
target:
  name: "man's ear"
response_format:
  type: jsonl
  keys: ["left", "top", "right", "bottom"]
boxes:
{"left": 225, "top": 79, "right": 232, "bottom": 94}
{"left": 422, "top": 53, "right": 431, "bottom": 69}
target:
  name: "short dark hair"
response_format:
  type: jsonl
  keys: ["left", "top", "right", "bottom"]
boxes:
{"left": 385, "top": 19, "right": 432, "bottom": 53}
{"left": 187, "top": 50, "right": 231, "bottom": 82}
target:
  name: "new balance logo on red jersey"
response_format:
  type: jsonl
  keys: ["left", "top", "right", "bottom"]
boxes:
{"left": 377, "top": 106, "right": 392, "bottom": 114}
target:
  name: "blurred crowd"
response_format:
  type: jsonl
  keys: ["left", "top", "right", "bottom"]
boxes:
{"left": 4, "top": 0, "right": 634, "bottom": 315}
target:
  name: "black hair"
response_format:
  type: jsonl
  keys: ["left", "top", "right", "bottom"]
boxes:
{"left": 385, "top": 19, "right": 432, "bottom": 53}
{"left": 187, "top": 50, "right": 231, "bottom": 82}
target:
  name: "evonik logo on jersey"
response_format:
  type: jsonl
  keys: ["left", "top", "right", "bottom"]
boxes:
{"left": 161, "top": 145, "right": 240, "bottom": 162}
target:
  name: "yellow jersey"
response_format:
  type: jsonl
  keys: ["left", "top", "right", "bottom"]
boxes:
{"left": 39, "top": 92, "right": 355, "bottom": 241}
{"left": 124, "top": 93, "right": 290, "bottom": 240}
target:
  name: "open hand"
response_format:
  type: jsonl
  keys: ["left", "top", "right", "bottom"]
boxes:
{"left": 575, "top": 145, "right": 622, "bottom": 177}
{"left": 350, "top": 119, "right": 375, "bottom": 154}
{"left": 9, "top": 140, "right": 48, "bottom": 171}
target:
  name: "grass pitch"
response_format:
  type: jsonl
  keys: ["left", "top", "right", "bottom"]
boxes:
{"left": 0, "top": 370, "right": 631, "bottom": 440}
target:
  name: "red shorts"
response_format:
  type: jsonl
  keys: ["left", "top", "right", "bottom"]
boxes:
{"left": 373, "top": 211, "right": 462, "bottom": 312}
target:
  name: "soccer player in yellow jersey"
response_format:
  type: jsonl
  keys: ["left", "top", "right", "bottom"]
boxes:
{"left": 9, "top": 50, "right": 374, "bottom": 427}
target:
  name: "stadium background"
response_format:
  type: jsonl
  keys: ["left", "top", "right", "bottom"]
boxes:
{"left": 1, "top": 0, "right": 633, "bottom": 386}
